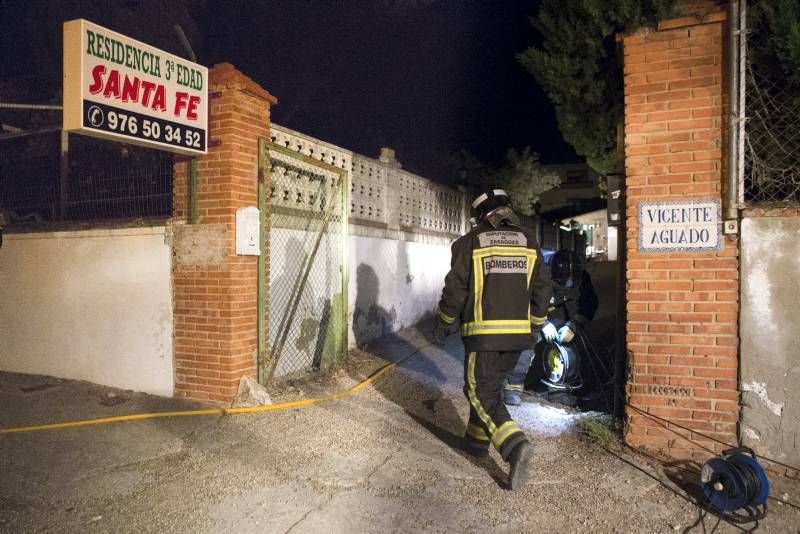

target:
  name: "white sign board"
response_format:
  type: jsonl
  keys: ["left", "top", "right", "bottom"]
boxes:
{"left": 235, "top": 206, "right": 260, "bottom": 256}
{"left": 638, "top": 199, "right": 722, "bottom": 252}
{"left": 63, "top": 19, "right": 207, "bottom": 155}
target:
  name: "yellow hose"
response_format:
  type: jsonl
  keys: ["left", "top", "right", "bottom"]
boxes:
{"left": 0, "top": 349, "right": 412, "bottom": 435}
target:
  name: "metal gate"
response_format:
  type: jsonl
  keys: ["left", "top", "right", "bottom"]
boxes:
{"left": 262, "top": 140, "right": 348, "bottom": 382}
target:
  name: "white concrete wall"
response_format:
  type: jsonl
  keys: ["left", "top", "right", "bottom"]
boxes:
{"left": 0, "top": 227, "right": 174, "bottom": 396}
{"left": 740, "top": 216, "right": 800, "bottom": 467}
{"left": 349, "top": 232, "right": 452, "bottom": 348}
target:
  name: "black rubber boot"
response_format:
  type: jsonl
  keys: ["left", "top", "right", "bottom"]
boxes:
{"left": 507, "top": 440, "right": 532, "bottom": 490}
{"left": 462, "top": 437, "right": 490, "bottom": 458}
{"left": 503, "top": 388, "right": 522, "bottom": 406}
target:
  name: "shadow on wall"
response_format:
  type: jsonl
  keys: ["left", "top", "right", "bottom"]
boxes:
{"left": 352, "top": 263, "right": 397, "bottom": 348}
{"left": 353, "top": 261, "right": 442, "bottom": 378}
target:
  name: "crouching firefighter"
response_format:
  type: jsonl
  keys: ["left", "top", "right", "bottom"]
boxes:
{"left": 542, "top": 248, "right": 598, "bottom": 345}
{"left": 503, "top": 248, "right": 599, "bottom": 404}
{"left": 432, "top": 188, "right": 552, "bottom": 490}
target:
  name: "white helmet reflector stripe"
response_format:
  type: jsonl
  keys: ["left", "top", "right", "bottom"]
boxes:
{"left": 471, "top": 189, "right": 508, "bottom": 209}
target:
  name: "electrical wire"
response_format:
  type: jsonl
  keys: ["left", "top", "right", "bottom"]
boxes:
{"left": 624, "top": 401, "right": 800, "bottom": 528}
{"left": 708, "top": 493, "right": 726, "bottom": 534}
{"left": 575, "top": 331, "right": 795, "bottom": 530}
{"left": 563, "top": 333, "right": 755, "bottom": 531}
{"left": 0, "top": 103, "right": 63, "bottom": 110}
{"left": 564, "top": 322, "right": 800, "bottom": 522}
{"left": 560, "top": 328, "right": 791, "bottom": 534}
{"left": 603, "top": 447, "right": 754, "bottom": 534}
{"left": 626, "top": 403, "right": 718, "bottom": 456}
{"left": 626, "top": 402, "right": 800, "bottom": 474}
{"left": 577, "top": 333, "right": 613, "bottom": 414}
{"left": 626, "top": 443, "right": 800, "bottom": 514}
{"left": 564, "top": 335, "right": 758, "bottom": 534}
{"left": 577, "top": 329, "right": 612, "bottom": 377}
{"left": 575, "top": 328, "right": 800, "bottom": 473}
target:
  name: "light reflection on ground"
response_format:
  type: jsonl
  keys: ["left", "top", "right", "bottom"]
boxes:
{"left": 509, "top": 397, "right": 602, "bottom": 436}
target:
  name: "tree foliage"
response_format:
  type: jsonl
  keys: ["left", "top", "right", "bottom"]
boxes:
{"left": 498, "top": 148, "right": 562, "bottom": 215}
{"left": 448, "top": 147, "right": 561, "bottom": 215}
{"left": 748, "top": 0, "right": 800, "bottom": 85}
{"left": 518, "top": 0, "right": 677, "bottom": 175}
{"left": 447, "top": 149, "right": 494, "bottom": 190}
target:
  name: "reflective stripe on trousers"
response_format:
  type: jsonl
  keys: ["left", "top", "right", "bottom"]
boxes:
{"left": 464, "top": 351, "right": 527, "bottom": 457}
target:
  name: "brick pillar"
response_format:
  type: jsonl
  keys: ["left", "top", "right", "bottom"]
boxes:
{"left": 622, "top": 6, "right": 739, "bottom": 459}
{"left": 172, "top": 63, "right": 277, "bottom": 402}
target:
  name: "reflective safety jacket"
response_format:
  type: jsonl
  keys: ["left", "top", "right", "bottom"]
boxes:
{"left": 436, "top": 220, "right": 553, "bottom": 352}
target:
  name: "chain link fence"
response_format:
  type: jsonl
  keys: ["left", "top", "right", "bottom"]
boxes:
{"left": 742, "top": 6, "right": 800, "bottom": 205}
{"left": 265, "top": 144, "right": 348, "bottom": 381}
{"left": 0, "top": 131, "right": 173, "bottom": 226}
{"left": 1, "top": 73, "right": 173, "bottom": 227}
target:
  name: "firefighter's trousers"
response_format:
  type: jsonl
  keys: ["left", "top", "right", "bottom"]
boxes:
{"left": 505, "top": 330, "right": 543, "bottom": 393}
{"left": 463, "top": 350, "right": 528, "bottom": 461}
{"left": 505, "top": 349, "right": 535, "bottom": 394}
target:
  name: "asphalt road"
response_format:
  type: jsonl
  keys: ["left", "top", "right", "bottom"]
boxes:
{"left": 2, "top": 326, "right": 799, "bottom": 533}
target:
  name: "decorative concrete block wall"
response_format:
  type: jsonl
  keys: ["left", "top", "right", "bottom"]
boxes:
{"left": 270, "top": 124, "right": 468, "bottom": 351}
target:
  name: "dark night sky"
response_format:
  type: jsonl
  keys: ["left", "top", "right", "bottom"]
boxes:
{"left": 0, "top": 0, "right": 578, "bottom": 182}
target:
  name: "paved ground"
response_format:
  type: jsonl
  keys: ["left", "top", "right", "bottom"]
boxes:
{"left": 2, "top": 326, "right": 799, "bottom": 533}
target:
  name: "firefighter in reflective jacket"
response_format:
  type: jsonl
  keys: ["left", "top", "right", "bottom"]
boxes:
{"left": 432, "top": 188, "right": 552, "bottom": 490}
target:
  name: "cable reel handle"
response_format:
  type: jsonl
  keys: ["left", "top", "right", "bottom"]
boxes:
{"left": 723, "top": 446, "right": 754, "bottom": 458}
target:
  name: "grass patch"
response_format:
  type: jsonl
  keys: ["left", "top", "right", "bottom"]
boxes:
{"left": 578, "top": 415, "right": 622, "bottom": 450}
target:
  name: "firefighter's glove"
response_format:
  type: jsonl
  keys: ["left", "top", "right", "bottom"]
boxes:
{"left": 557, "top": 323, "right": 575, "bottom": 344}
{"left": 541, "top": 322, "right": 558, "bottom": 344}
{"left": 432, "top": 316, "right": 449, "bottom": 347}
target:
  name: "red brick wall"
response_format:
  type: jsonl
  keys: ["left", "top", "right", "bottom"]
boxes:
{"left": 172, "top": 63, "right": 276, "bottom": 402}
{"left": 622, "top": 9, "right": 739, "bottom": 459}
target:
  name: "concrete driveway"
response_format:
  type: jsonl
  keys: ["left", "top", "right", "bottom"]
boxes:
{"left": 2, "top": 326, "right": 799, "bottom": 533}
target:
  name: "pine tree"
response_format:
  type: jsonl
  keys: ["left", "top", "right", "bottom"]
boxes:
{"left": 748, "top": 0, "right": 800, "bottom": 85}
{"left": 518, "top": 0, "right": 677, "bottom": 174}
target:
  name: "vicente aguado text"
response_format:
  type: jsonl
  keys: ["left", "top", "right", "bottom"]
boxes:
{"left": 638, "top": 200, "right": 722, "bottom": 252}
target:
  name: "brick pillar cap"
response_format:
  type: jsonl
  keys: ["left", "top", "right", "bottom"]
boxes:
{"left": 657, "top": 5, "right": 726, "bottom": 31}
{"left": 210, "top": 62, "right": 278, "bottom": 105}
{"left": 619, "top": 1, "right": 726, "bottom": 41}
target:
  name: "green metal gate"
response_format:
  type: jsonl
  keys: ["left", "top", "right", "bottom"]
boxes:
{"left": 260, "top": 139, "right": 349, "bottom": 383}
